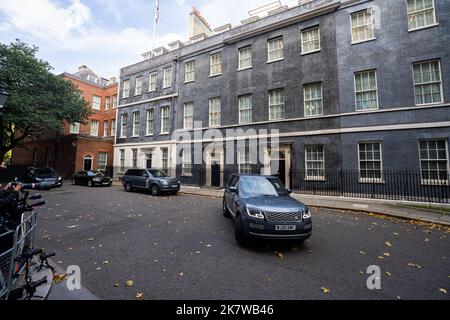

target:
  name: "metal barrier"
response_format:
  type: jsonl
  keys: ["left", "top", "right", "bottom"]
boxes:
{"left": 0, "top": 211, "right": 38, "bottom": 300}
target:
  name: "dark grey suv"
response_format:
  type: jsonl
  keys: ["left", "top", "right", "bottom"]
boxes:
{"left": 122, "top": 169, "right": 181, "bottom": 196}
{"left": 223, "top": 174, "right": 312, "bottom": 246}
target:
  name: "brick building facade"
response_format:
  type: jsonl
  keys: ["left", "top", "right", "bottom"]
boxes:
{"left": 12, "top": 66, "right": 118, "bottom": 178}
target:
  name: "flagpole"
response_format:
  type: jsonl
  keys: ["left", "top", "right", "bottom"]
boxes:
{"left": 152, "top": 0, "right": 158, "bottom": 50}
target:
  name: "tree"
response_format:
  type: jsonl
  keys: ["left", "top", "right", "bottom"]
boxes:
{"left": 0, "top": 40, "right": 91, "bottom": 163}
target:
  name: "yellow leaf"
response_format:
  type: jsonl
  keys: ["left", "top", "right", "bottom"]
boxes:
{"left": 125, "top": 280, "right": 134, "bottom": 287}
{"left": 385, "top": 241, "right": 392, "bottom": 247}
{"left": 439, "top": 288, "right": 447, "bottom": 294}
{"left": 321, "top": 287, "right": 330, "bottom": 294}
{"left": 385, "top": 271, "right": 392, "bottom": 276}
{"left": 53, "top": 273, "right": 67, "bottom": 284}
{"left": 114, "top": 283, "right": 120, "bottom": 288}
{"left": 408, "top": 263, "right": 422, "bottom": 269}
{"left": 359, "top": 251, "right": 366, "bottom": 255}
{"left": 136, "top": 292, "right": 144, "bottom": 299}
{"left": 383, "top": 253, "right": 391, "bottom": 257}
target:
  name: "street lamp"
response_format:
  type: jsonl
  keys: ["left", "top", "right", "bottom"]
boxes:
{"left": 0, "top": 87, "right": 10, "bottom": 114}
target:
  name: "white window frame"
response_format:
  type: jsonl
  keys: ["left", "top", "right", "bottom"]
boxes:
{"left": 358, "top": 142, "right": 384, "bottom": 184}
{"left": 160, "top": 106, "right": 170, "bottom": 134}
{"left": 103, "top": 120, "right": 109, "bottom": 137}
{"left": 148, "top": 72, "right": 157, "bottom": 92}
{"left": 351, "top": 8, "right": 375, "bottom": 44}
{"left": 305, "top": 145, "right": 325, "bottom": 181}
{"left": 268, "top": 89, "right": 285, "bottom": 121}
{"left": 69, "top": 123, "right": 80, "bottom": 134}
{"left": 267, "top": 37, "right": 284, "bottom": 63}
{"left": 105, "top": 96, "right": 111, "bottom": 110}
{"left": 98, "top": 152, "right": 108, "bottom": 172}
{"left": 301, "top": 26, "right": 321, "bottom": 55}
{"left": 303, "top": 82, "right": 323, "bottom": 117}
{"left": 354, "top": 70, "right": 379, "bottom": 111}
{"left": 122, "top": 80, "right": 130, "bottom": 98}
{"left": 418, "top": 139, "right": 449, "bottom": 186}
{"left": 407, "top": 0, "right": 438, "bottom": 32}
{"left": 112, "top": 95, "right": 117, "bottom": 108}
{"left": 238, "top": 46, "right": 252, "bottom": 70}
{"left": 132, "top": 111, "right": 140, "bottom": 137}
{"left": 209, "top": 98, "right": 221, "bottom": 127}
{"left": 238, "top": 95, "right": 252, "bottom": 124}
{"left": 183, "top": 102, "right": 194, "bottom": 130}
{"left": 163, "top": 67, "right": 172, "bottom": 89}
{"left": 135, "top": 76, "right": 143, "bottom": 95}
{"left": 185, "top": 61, "right": 196, "bottom": 83}
{"left": 111, "top": 119, "right": 116, "bottom": 136}
{"left": 119, "top": 149, "right": 125, "bottom": 173}
{"left": 210, "top": 53, "right": 222, "bottom": 77}
{"left": 92, "top": 95, "right": 101, "bottom": 110}
{"left": 146, "top": 108, "right": 155, "bottom": 136}
{"left": 90, "top": 120, "right": 99, "bottom": 136}
{"left": 182, "top": 149, "right": 193, "bottom": 176}
{"left": 120, "top": 114, "right": 127, "bottom": 138}
{"left": 412, "top": 60, "right": 443, "bottom": 106}
{"left": 161, "top": 148, "right": 169, "bottom": 173}
{"left": 238, "top": 149, "right": 252, "bottom": 174}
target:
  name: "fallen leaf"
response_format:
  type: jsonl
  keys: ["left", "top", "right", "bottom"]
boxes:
{"left": 359, "top": 251, "right": 366, "bottom": 255}
{"left": 396, "top": 296, "right": 401, "bottom": 300}
{"left": 114, "top": 283, "right": 120, "bottom": 288}
{"left": 53, "top": 273, "right": 67, "bottom": 284}
{"left": 439, "top": 288, "right": 447, "bottom": 294}
{"left": 125, "top": 280, "right": 134, "bottom": 287}
{"left": 383, "top": 253, "right": 391, "bottom": 257}
{"left": 408, "top": 263, "right": 422, "bottom": 269}
{"left": 385, "top": 271, "right": 392, "bottom": 276}
{"left": 179, "top": 272, "right": 184, "bottom": 277}
{"left": 96, "top": 267, "right": 101, "bottom": 271}
{"left": 424, "top": 238, "right": 430, "bottom": 242}
{"left": 136, "top": 292, "right": 144, "bottom": 299}
{"left": 321, "top": 287, "right": 330, "bottom": 294}
{"left": 103, "top": 260, "right": 109, "bottom": 265}
{"left": 385, "top": 241, "right": 392, "bottom": 247}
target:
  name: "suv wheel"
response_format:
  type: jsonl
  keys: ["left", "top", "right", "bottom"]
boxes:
{"left": 150, "top": 184, "right": 159, "bottom": 196}
{"left": 124, "top": 182, "right": 132, "bottom": 192}
{"left": 235, "top": 214, "right": 247, "bottom": 246}
{"left": 223, "top": 200, "right": 231, "bottom": 218}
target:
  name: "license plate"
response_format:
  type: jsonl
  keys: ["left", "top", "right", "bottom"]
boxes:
{"left": 103, "top": 182, "right": 110, "bottom": 185}
{"left": 275, "top": 225, "right": 296, "bottom": 231}
{"left": 171, "top": 185, "right": 179, "bottom": 188}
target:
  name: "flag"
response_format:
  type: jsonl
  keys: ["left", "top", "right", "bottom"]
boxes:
{"left": 155, "top": 0, "right": 160, "bottom": 24}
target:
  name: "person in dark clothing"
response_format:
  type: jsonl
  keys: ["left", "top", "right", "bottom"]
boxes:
{"left": 0, "top": 183, "right": 22, "bottom": 254}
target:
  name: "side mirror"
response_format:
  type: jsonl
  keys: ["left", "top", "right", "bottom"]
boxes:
{"left": 228, "top": 186, "right": 237, "bottom": 193}
{"left": 286, "top": 188, "right": 292, "bottom": 194}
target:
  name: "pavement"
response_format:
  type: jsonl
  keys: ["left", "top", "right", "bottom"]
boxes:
{"left": 32, "top": 184, "right": 450, "bottom": 300}
{"left": 179, "top": 186, "right": 450, "bottom": 227}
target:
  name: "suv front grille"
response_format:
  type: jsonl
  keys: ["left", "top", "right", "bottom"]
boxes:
{"left": 264, "top": 211, "right": 303, "bottom": 223}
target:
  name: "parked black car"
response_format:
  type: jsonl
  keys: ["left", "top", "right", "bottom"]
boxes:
{"left": 122, "top": 169, "right": 180, "bottom": 196}
{"left": 72, "top": 171, "right": 112, "bottom": 187}
{"left": 223, "top": 174, "right": 312, "bottom": 246}
{"left": 23, "top": 167, "right": 63, "bottom": 188}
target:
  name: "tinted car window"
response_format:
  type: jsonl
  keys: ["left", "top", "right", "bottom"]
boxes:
{"left": 148, "top": 170, "right": 167, "bottom": 178}
{"left": 125, "top": 170, "right": 136, "bottom": 176}
{"left": 229, "top": 175, "right": 239, "bottom": 187}
{"left": 34, "top": 168, "right": 57, "bottom": 175}
{"left": 239, "top": 176, "right": 287, "bottom": 198}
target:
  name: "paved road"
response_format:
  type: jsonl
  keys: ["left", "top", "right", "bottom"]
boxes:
{"left": 36, "top": 184, "right": 449, "bottom": 300}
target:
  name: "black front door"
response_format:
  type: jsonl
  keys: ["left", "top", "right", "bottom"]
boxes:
{"left": 146, "top": 158, "right": 152, "bottom": 169}
{"left": 84, "top": 158, "right": 92, "bottom": 171}
{"left": 211, "top": 162, "right": 221, "bottom": 188}
{"left": 271, "top": 160, "right": 286, "bottom": 186}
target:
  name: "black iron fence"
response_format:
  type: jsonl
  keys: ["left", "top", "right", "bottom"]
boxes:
{"left": 115, "top": 166, "right": 449, "bottom": 204}
{"left": 293, "top": 170, "right": 449, "bottom": 204}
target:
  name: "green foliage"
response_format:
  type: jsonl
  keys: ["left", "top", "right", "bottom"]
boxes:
{"left": 0, "top": 40, "right": 91, "bottom": 161}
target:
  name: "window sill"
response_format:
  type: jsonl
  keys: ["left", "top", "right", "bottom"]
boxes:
{"left": 421, "top": 180, "right": 449, "bottom": 186}
{"left": 269, "top": 117, "right": 285, "bottom": 121}
{"left": 267, "top": 58, "right": 284, "bottom": 64}
{"left": 359, "top": 179, "right": 385, "bottom": 184}
{"left": 356, "top": 107, "right": 379, "bottom": 112}
{"left": 145, "top": 134, "right": 154, "bottom": 137}
{"left": 131, "top": 135, "right": 140, "bottom": 138}
{"left": 209, "top": 73, "right": 222, "bottom": 78}
{"left": 305, "top": 113, "right": 324, "bottom": 118}
{"left": 182, "top": 173, "right": 193, "bottom": 177}
{"left": 304, "top": 177, "right": 326, "bottom": 182}
{"left": 148, "top": 90, "right": 156, "bottom": 93}
{"left": 209, "top": 125, "right": 221, "bottom": 128}
{"left": 408, "top": 23, "right": 439, "bottom": 33}
{"left": 301, "top": 49, "right": 321, "bottom": 56}
{"left": 351, "top": 37, "right": 376, "bottom": 45}
{"left": 134, "top": 93, "right": 142, "bottom": 97}
{"left": 119, "top": 136, "right": 127, "bottom": 139}
{"left": 237, "top": 66, "right": 252, "bottom": 72}
{"left": 160, "top": 133, "right": 170, "bottom": 136}
{"left": 162, "top": 86, "right": 171, "bottom": 90}
{"left": 184, "top": 80, "right": 195, "bottom": 84}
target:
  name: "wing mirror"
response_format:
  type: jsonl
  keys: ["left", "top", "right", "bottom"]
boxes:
{"left": 286, "top": 188, "right": 293, "bottom": 194}
{"left": 228, "top": 186, "right": 237, "bottom": 193}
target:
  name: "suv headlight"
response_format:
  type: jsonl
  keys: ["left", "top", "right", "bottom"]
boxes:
{"left": 302, "top": 209, "right": 311, "bottom": 219}
{"left": 58, "top": 176, "right": 62, "bottom": 181}
{"left": 246, "top": 208, "right": 265, "bottom": 220}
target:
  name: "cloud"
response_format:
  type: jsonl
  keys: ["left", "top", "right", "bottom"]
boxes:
{"left": 0, "top": 0, "right": 91, "bottom": 41}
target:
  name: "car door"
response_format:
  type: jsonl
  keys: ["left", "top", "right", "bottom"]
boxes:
{"left": 134, "top": 170, "right": 148, "bottom": 188}
{"left": 225, "top": 175, "right": 239, "bottom": 216}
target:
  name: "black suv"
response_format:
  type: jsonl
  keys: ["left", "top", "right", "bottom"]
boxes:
{"left": 122, "top": 169, "right": 181, "bottom": 196}
{"left": 223, "top": 174, "right": 312, "bottom": 246}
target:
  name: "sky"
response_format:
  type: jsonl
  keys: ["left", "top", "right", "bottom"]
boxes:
{"left": 0, "top": 0, "right": 299, "bottom": 79}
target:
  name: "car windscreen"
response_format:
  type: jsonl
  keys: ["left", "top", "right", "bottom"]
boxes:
{"left": 239, "top": 176, "right": 287, "bottom": 198}
{"left": 33, "top": 168, "right": 56, "bottom": 176}
{"left": 148, "top": 170, "right": 167, "bottom": 178}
